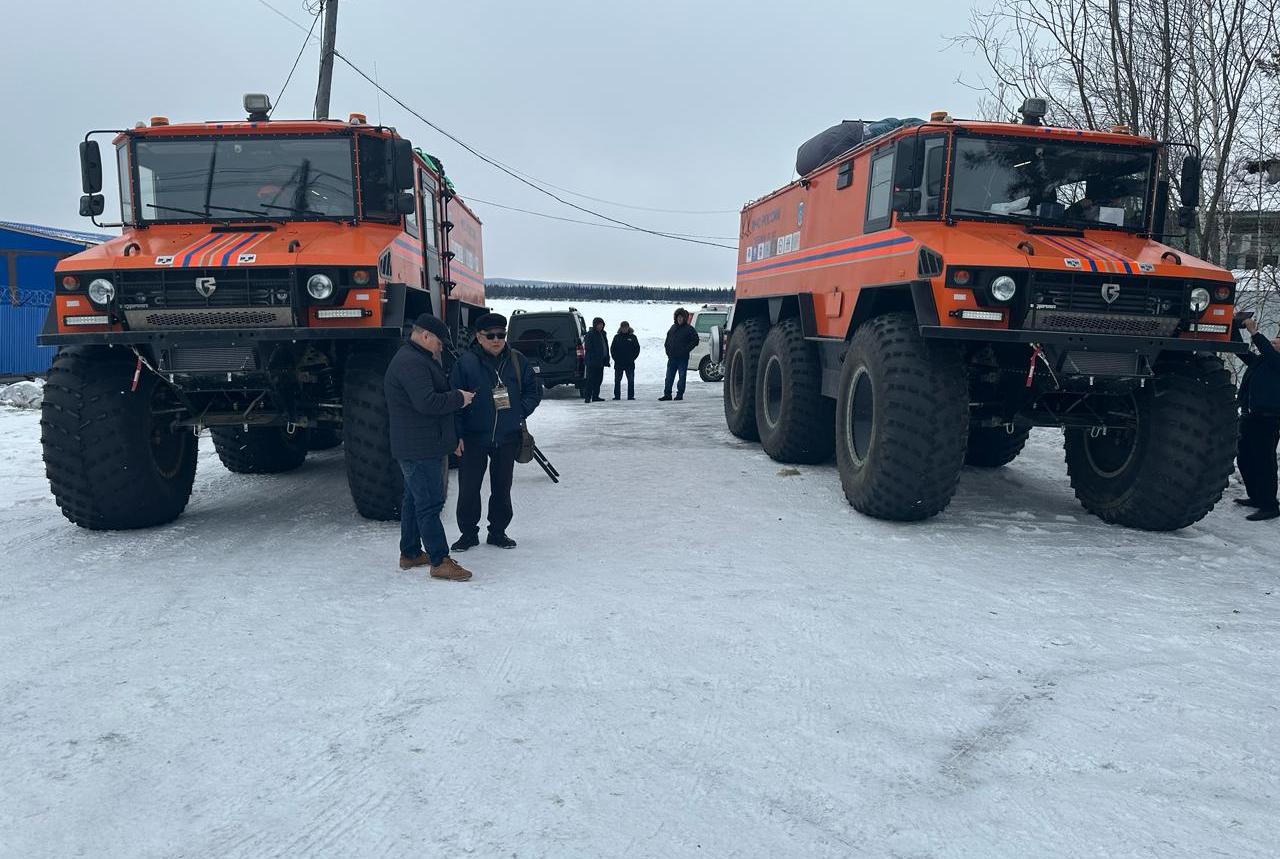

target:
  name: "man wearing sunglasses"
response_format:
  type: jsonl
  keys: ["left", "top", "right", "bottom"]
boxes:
{"left": 448, "top": 313, "right": 543, "bottom": 551}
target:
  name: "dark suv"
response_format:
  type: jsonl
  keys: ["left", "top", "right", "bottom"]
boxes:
{"left": 508, "top": 308, "right": 588, "bottom": 392}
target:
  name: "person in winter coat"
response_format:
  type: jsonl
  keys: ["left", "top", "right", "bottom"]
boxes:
{"left": 582, "top": 316, "right": 610, "bottom": 402}
{"left": 448, "top": 312, "right": 543, "bottom": 550}
{"left": 660, "top": 307, "right": 700, "bottom": 401}
{"left": 610, "top": 321, "right": 641, "bottom": 400}
{"left": 1236, "top": 316, "right": 1280, "bottom": 521}
{"left": 384, "top": 313, "right": 475, "bottom": 581}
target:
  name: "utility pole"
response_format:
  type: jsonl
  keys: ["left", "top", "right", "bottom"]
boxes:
{"left": 313, "top": 0, "right": 339, "bottom": 120}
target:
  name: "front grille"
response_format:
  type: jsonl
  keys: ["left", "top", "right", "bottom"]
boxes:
{"left": 115, "top": 267, "right": 293, "bottom": 310}
{"left": 1031, "top": 310, "right": 1179, "bottom": 337}
{"left": 124, "top": 308, "right": 292, "bottom": 329}
{"left": 1027, "top": 271, "right": 1187, "bottom": 316}
{"left": 161, "top": 345, "right": 260, "bottom": 373}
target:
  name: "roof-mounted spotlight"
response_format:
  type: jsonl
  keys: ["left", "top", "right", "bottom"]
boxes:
{"left": 1019, "top": 97, "right": 1047, "bottom": 126}
{"left": 244, "top": 93, "right": 272, "bottom": 122}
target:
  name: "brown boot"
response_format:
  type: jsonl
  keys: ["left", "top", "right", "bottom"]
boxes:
{"left": 399, "top": 552, "right": 431, "bottom": 570}
{"left": 430, "top": 556, "right": 472, "bottom": 581}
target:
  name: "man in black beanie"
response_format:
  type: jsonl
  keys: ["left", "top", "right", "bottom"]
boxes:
{"left": 448, "top": 311, "right": 542, "bottom": 551}
{"left": 384, "top": 313, "right": 475, "bottom": 580}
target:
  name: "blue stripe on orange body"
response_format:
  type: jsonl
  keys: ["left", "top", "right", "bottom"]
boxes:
{"left": 219, "top": 232, "right": 262, "bottom": 267}
{"left": 1076, "top": 237, "right": 1134, "bottom": 274}
{"left": 738, "top": 234, "right": 913, "bottom": 277}
{"left": 1042, "top": 236, "right": 1099, "bottom": 272}
{"left": 180, "top": 234, "right": 225, "bottom": 267}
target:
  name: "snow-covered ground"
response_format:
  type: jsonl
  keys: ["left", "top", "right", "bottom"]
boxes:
{"left": 1, "top": 301, "right": 1277, "bottom": 858}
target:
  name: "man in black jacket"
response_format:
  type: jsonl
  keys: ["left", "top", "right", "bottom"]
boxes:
{"left": 384, "top": 314, "right": 476, "bottom": 580}
{"left": 582, "top": 317, "right": 610, "bottom": 402}
{"left": 1236, "top": 316, "right": 1280, "bottom": 521}
{"left": 610, "top": 321, "right": 641, "bottom": 400}
{"left": 660, "top": 307, "right": 700, "bottom": 401}
{"left": 449, "top": 312, "right": 543, "bottom": 550}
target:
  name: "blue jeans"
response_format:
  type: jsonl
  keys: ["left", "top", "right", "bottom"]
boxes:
{"left": 664, "top": 357, "right": 688, "bottom": 397}
{"left": 399, "top": 457, "right": 450, "bottom": 565}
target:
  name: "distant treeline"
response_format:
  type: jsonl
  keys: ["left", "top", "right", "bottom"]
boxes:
{"left": 485, "top": 282, "right": 735, "bottom": 303}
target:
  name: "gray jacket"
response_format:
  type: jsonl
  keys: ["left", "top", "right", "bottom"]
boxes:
{"left": 384, "top": 342, "right": 464, "bottom": 460}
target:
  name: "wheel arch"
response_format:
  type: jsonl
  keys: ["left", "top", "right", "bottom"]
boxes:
{"left": 843, "top": 281, "right": 939, "bottom": 340}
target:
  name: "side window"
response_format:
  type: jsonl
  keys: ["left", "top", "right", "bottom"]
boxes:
{"left": 836, "top": 160, "right": 853, "bottom": 190}
{"left": 404, "top": 171, "right": 420, "bottom": 238}
{"left": 865, "top": 149, "right": 894, "bottom": 232}
{"left": 116, "top": 144, "right": 133, "bottom": 222}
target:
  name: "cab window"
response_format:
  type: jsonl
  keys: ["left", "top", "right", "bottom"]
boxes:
{"left": 865, "top": 150, "right": 894, "bottom": 232}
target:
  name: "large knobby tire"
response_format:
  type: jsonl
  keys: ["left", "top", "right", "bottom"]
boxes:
{"left": 1064, "top": 356, "right": 1237, "bottom": 531}
{"left": 342, "top": 348, "right": 403, "bottom": 520}
{"left": 307, "top": 428, "right": 343, "bottom": 451}
{"left": 754, "top": 318, "right": 835, "bottom": 464}
{"left": 835, "top": 312, "right": 969, "bottom": 521}
{"left": 211, "top": 425, "right": 309, "bottom": 474}
{"left": 723, "top": 317, "right": 768, "bottom": 440}
{"left": 40, "top": 346, "right": 197, "bottom": 530}
{"left": 965, "top": 424, "right": 1032, "bottom": 468}
{"left": 698, "top": 355, "right": 723, "bottom": 383}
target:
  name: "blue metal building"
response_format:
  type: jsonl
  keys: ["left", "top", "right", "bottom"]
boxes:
{"left": 1, "top": 221, "right": 112, "bottom": 376}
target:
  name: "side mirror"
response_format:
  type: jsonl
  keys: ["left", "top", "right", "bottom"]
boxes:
{"left": 1177, "top": 206, "right": 1198, "bottom": 230}
{"left": 394, "top": 191, "right": 416, "bottom": 215}
{"left": 79, "top": 194, "right": 105, "bottom": 218}
{"left": 387, "top": 138, "right": 414, "bottom": 191}
{"left": 79, "top": 141, "right": 103, "bottom": 193}
{"left": 1180, "top": 155, "right": 1202, "bottom": 209}
{"left": 708, "top": 324, "right": 723, "bottom": 363}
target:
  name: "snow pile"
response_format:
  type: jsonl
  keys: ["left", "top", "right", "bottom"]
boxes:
{"left": 0, "top": 379, "right": 43, "bottom": 409}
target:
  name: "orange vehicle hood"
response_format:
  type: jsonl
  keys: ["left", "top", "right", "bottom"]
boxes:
{"left": 56, "top": 221, "right": 404, "bottom": 273}
{"left": 903, "top": 221, "right": 1233, "bottom": 282}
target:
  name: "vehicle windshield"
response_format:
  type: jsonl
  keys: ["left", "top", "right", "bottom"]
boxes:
{"left": 949, "top": 136, "right": 1154, "bottom": 231}
{"left": 131, "top": 136, "right": 355, "bottom": 222}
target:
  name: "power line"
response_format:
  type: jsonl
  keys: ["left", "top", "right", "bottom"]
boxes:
{"left": 464, "top": 196, "right": 738, "bottom": 241}
{"left": 270, "top": 6, "right": 322, "bottom": 117}
{"left": 255, "top": 0, "right": 738, "bottom": 250}
{"left": 486, "top": 166, "right": 740, "bottom": 215}
{"left": 332, "top": 51, "right": 738, "bottom": 251}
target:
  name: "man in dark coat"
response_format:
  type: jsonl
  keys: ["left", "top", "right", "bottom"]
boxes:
{"left": 1236, "top": 316, "right": 1280, "bottom": 521}
{"left": 384, "top": 313, "right": 475, "bottom": 580}
{"left": 610, "top": 321, "right": 641, "bottom": 400}
{"left": 449, "top": 312, "right": 543, "bottom": 550}
{"left": 582, "top": 317, "right": 610, "bottom": 402}
{"left": 660, "top": 307, "right": 700, "bottom": 401}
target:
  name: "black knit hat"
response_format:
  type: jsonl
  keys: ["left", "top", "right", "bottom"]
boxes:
{"left": 474, "top": 312, "right": 507, "bottom": 331}
{"left": 412, "top": 313, "right": 451, "bottom": 343}
{"left": 593, "top": 317, "right": 606, "bottom": 327}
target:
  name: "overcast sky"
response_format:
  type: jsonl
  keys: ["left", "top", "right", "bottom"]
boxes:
{"left": 2, "top": 0, "right": 979, "bottom": 286}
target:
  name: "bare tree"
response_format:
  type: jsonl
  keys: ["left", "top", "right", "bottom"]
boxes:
{"left": 954, "top": 0, "right": 1280, "bottom": 264}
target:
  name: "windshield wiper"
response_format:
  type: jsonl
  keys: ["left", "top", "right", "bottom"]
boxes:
{"left": 952, "top": 207, "right": 1038, "bottom": 225}
{"left": 145, "top": 202, "right": 271, "bottom": 219}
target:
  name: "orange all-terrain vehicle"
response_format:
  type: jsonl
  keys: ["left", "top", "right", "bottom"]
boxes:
{"left": 712, "top": 100, "right": 1246, "bottom": 531}
{"left": 39, "top": 94, "right": 489, "bottom": 529}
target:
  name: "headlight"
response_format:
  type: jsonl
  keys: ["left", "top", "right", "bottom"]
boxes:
{"left": 990, "top": 275, "right": 1018, "bottom": 302}
{"left": 1189, "top": 286, "right": 1211, "bottom": 313}
{"left": 306, "top": 273, "right": 335, "bottom": 300}
{"left": 87, "top": 278, "right": 115, "bottom": 305}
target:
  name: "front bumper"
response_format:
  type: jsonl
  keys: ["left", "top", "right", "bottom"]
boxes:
{"left": 37, "top": 325, "right": 403, "bottom": 348}
{"left": 918, "top": 324, "right": 1247, "bottom": 355}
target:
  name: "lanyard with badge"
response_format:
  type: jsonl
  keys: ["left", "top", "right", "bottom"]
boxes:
{"left": 491, "top": 361, "right": 511, "bottom": 411}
